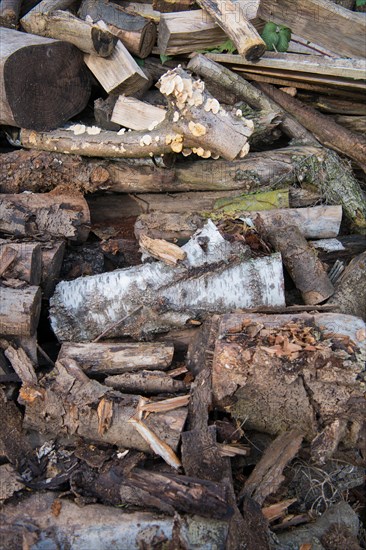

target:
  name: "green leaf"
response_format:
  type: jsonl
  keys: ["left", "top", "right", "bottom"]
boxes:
{"left": 261, "top": 22, "right": 280, "bottom": 51}
{"left": 356, "top": 0, "right": 366, "bottom": 6}
{"left": 198, "top": 39, "right": 237, "bottom": 54}
{"left": 160, "top": 54, "right": 173, "bottom": 64}
{"left": 133, "top": 56, "right": 145, "bottom": 67}
{"left": 276, "top": 32, "right": 290, "bottom": 52}
{"left": 279, "top": 26, "right": 291, "bottom": 41}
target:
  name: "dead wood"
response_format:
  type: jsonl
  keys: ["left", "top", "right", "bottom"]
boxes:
{"left": 59, "top": 342, "right": 174, "bottom": 375}
{"left": 261, "top": 221, "right": 334, "bottom": 304}
{"left": 104, "top": 370, "right": 187, "bottom": 394}
{"left": 0, "top": 0, "right": 21, "bottom": 27}
{"left": 20, "top": 10, "right": 117, "bottom": 56}
{"left": 0, "top": 193, "right": 90, "bottom": 242}
{"left": 0, "top": 286, "right": 41, "bottom": 337}
{"left": 0, "top": 241, "right": 42, "bottom": 285}
{"left": 0, "top": 28, "right": 90, "bottom": 131}
{"left": 327, "top": 252, "right": 366, "bottom": 321}
{"left": 40, "top": 240, "right": 66, "bottom": 298}
{"left": 18, "top": 357, "right": 187, "bottom": 453}
{"left": 258, "top": 82, "right": 366, "bottom": 174}
{"left": 239, "top": 430, "right": 304, "bottom": 505}
{"left": 210, "top": 312, "right": 366, "bottom": 463}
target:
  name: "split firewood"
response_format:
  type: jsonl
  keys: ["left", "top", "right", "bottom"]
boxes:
{"left": 258, "top": 0, "right": 366, "bottom": 58}
{"left": 84, "top": 39, "right": 149, "bottom": 96}
{"left": 210, "top": 312, "right": 366, "bottom": 463}
{"left": 0, "top": 28, "right": 90, "bottom": 131}
{"left": 139, "top": 233, "right": 186, "bottom": 265}
{"left": 94, "top": 96, "right": 121, "bottom": 132}
{"left": 20, "top": 10, "right": 117, "bottom": 57}
{"left": 50, "top": 221, "right": 285, "bottom": 342}
{"left": 18, "top": 357, "right": 187, "bottom": 453}
{"left": 153, "top": 0, "right": 192, "bottom": 12}
{"left": 111, "top": 96, "right": 167, "bottom": 131}
{"left": 196, "top": 0, "right": 265, "bottom": 60}
{"left": 40, "top": 240, "right": 66, "bottom": 298}
{"left": 0, "top": 0, "right": 21, "bottom": 27}
{"left": 310, "top": 235, "right": 366, "bottom": 264}
{"left": 78, "top": 0, "right": 157, "bottom": 58}
{"left": 239, "top": 430, "right": 304, "bottom": 505}
{"left": 104, "top": 370, "right": 187, "bottom": 394}
{"left": 327, "top": 252, "right": 366, "bottom": 321}
{"left": 0, "top": 492, "right": 229, "bottom": 547}
{"left": 19, "top": 66, "right": 254, "bottom": 161}
{"left": 0, "top": 193, "right": 90, "bottom": 242}
{"left": 258, "top": 83, "right": 366, "bottom": 175}
{"left": 135, "top": 205, "right": 342, "bottom": 243}
{"left": 0, "top": 286, "right": 41, "bottom": 337}
{"left": 0, "top": 241, "right": 42, "bottom": 285}
{"left": 58, "top": 342, "right": 174, "bottom": 375}
{"left": 260, "top": 220, "right": 334, "bottom": 304}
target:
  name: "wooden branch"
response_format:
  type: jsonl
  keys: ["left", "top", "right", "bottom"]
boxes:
{"left": 258, "top": 0, "right": 366, "bottom": 58}
{"left": 58, "top": 342, "right": 174, "bottom": 374}
{"left": 20, "top": 10, "right": 117, "bottom": 56}
{"left": 196, "top": 0, "right": 265, "bottom": 60}
{"left": 20, "top": 357, "right": 187, "bottom": 452}
{"left": 328, "top": 252, "right": 366, "bottom": 321}
{"left": 258, "top": 83, "right": 366, "bottom": 173}
{"left": 0, "top": 286, "right": 41, "bottom": 337}
{"left": 0, "top": 28, "right": 90, "bottom": 131}
{"left": 111, "top": 96, "right": 167, "bottom": 130}
{"left": 50, "top": 221, "right": 285, "bottom": 342}
{"left": 20, "top": 67, "right": 254, "bottom": 161}
{"left": 0, "top": 241, "right": 42, "bottom": 285}
{"left": 78, "top": 0, "right": 157, "bottom": 58}
{"left": 0, "top": 193, "right": 90, "bottom": 242}
{"left": 0, "top": 0, "right": 21, "bottom": 28}
{"left": 84, "top": 39, "right": 148, "bottom": 95}
{"left": 104, "top": 370, "right": 187, "bottom": 394}
{"left": 261, "top": 220, "right": 334, "bottom": 304}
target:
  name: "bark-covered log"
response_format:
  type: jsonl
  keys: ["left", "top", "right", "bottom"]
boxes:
{"left": 19, "top": 357, "right": 187, "bottom": 453}
{"left": 196, "top": 0, "right": 265, "bottom": 60}
{"left": 0, "top": 286, "right": 41, "bottom": 337}
{"left": 328, "top": 252, "right": 366, "bottom": 321}
{"left": 50, "top": 221, "right": 285, "bottom": 342}
{"left": 104, "top": 370, "right": 187, "bottom": 394}
{"left": 0, "top": 492, "right": 229, "bottom": 548}
{"left": 0, "top": 0, "right": 21, "bottom": 27}
{"left": 310, "top": 235, "right": 366, "bottom": 264}
{"left": 210, "top": 312, "right": 366, "bottom": 463}
{"left": 78, "top": 0, "right": 157, "bottom": 58}
{"left": 0, "top": 28, "right": 90, "bottom": 131}
{"left": 20, "top": 9, "right": 117, "bottom": 56}
{"left": 0, "top": 193, "right": 90, "bottom": 242}
{"left": 0, "top": 241, "right": 42, "bottom": 285}
{"left": 58, "top": 342, "right": 174, "bottom": 374}
{"left": 261, "top": 221, "right": 334, "bottom": 304}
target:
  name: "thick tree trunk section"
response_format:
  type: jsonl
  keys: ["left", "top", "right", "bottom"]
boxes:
{"left": 0, "top": 193, "right": 90, "bottom": 242}
{"left": 19, "top": 357, "right": 187, "bottom": 452}
{"left": 59, "top": 342, "right": 174, "bottom": 374}
{"left": 196, "top": 0, "right": 265, "bottom": 60}
{"left": 258, "top": 83, "right": 366, "bottom": 173}
{"left": 261, "top": 222, "right": 334, "bottom": 304}
{"left": 258, "top": 0, "right": 366, "bottom": 58}
{"left": 210, "top": 312, "right": 366, "bottom": 462}
{"left": 0, "top": 286, "right": 41, "bottom": 337}
{"left": 78, "top": 0, "right": 157, "bottom": 58}
{"left": 20, "top": 10, "right": 117, "bottom": 56}
{"left": 0, "top": 0, "right": 21, "bottom": 27}
{"left": 50, "top": 222, "right": 285, "bottom": 342}
{"left": 0, "top": 241, "right": 42, "bottom": 285}
{"left": 0, "top": 493, "right": 229, "bottom": 548}
{"left": 328, "top": 252, "right": 366, "bottom": 321}
{"left": 0, "top": 28, "right": 90, "bottom": 131}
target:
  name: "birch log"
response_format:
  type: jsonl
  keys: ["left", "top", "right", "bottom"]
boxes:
{"left": 50, "top": 221, "right": 285, "bottom": 342}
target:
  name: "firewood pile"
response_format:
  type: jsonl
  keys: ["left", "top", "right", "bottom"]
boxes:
{"left": 1, "top": 0, "right": 366, "bottom": 548}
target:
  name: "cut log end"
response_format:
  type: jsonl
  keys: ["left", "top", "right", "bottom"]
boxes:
{"left": 245, "top": 43, "right": 266, "bottom": 62}
{"left": 91, "top": 27, "right": 118, "bottom": 57}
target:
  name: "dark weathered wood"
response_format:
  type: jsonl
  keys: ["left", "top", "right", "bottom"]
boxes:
{"left": 196, "top": 0, "right": 265, "bottom": 60}
{"left": 261, "top": 221, "right": 334, "bottom": 304}
{"left": 40, "top": 240, "right": 66, "bottom": 298}
{"left": 0, "top": 0, "right": 21, "bottom": 27}
{"left": 0, "top": 193, "right": 90, "bottom": 242}
{"left": 58, "top": 341, "right": 174, "bottom": 374}
{"left": 20, "top": 9, "right": 117, "bottom": 56}
{"left": 104, "top": 370, "right": 187, "bottom": 394}
{"left": 0, "top": 286, "right": 41, "bottom": 336}
{"left": 0, "top": 241, "right": 42, "bottom": 284}
{"left": 311, "top": 235, "right": 366, "bottom": 264}
{"left": 78, "top": 0, "right": 157, "bottom": 58}
{"left": 328, "top": 252, "right": 366, "bottom": 321}
{"left": 94, "top": 96, "right": 120, "bottom": 132}
{"left": 258, "top": 0, "right": 366, "bottom": 58}
{"left": 0, "top": 28, "right": 90, "bottom": 131}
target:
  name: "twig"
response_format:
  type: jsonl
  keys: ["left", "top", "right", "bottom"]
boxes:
{"left": 93, "top": 305, "right": 143, "bottom": 343}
